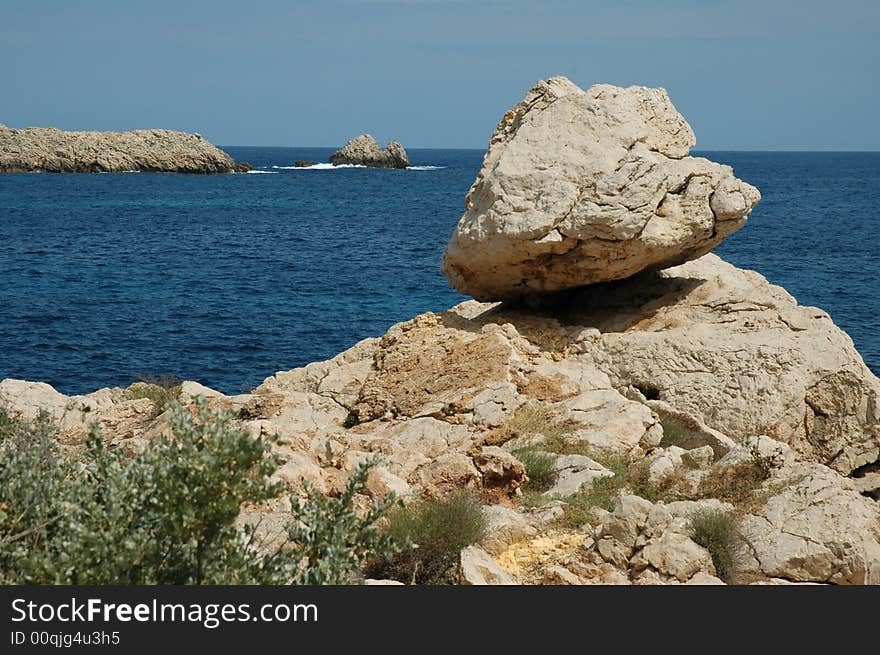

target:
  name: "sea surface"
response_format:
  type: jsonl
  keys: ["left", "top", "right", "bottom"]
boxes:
{"left": 0, "top": 148, "right": 877, "bottom": 395}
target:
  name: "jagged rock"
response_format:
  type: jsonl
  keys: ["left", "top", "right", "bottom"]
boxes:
{"left": 482, "top": 253, "right": 880, "bottom": 475}
{"left": 714, "top": 435, "right": 795, "bottom": 469}
{"left": 329, "top": 134, "right": 409, "bottom": 169}
{"left": 272, "top": 452, "right": 326, "bottom": 492}
{"left": 645, "top": 446, "right": 686, "bottom": 485}
{"left": 410, "top": 452, "right": 481, "bottom": 495}
{"left": 441, "top": 76, "right": 760, "bottom": 301}
{"left": 472, "top": 446, "right": 527, "bottom": 491}
{"left": 294, "top": 160, "right": 317, "bottom": 167}
{"left": 364, "top": 465, "right": 412, "bottom": 500}
{"left": 178, "top": 381, "right": 223, "bottom": 402}
{"left": 630, "top": 531, "right": 715, "bottom": 582}
{"left": 351, "top": 313, "right": 522, "bottom": 423}
{"left": 0, "top": 124, "right": 246, "bottom": 173}
{"left": 459, "top": 546, "right": 518, "bottom": 585}
{"left": 546, "top": 454, "right": 612, "bottom": 497}
{"left": 541, "top": 565, "right": 584, "bottom": 585}
{"left": 0, "top": 379, "right": 82, "bottom": 424}
{"left": 644, "top": 400, "right": 737, "bottom": 457}
{"left": 557, "top": 390, "right": 661, "bottom": 456}
{"left": 479, "top": 505, "right": 538, "bottom": 555}
{"left": 681, "top": 445, "right": 715, "bottom": 469}
{"left": 738, "top": 464, "right": 880, "bottom": 584}
{"left": 685, "top": 572, "right": 726, "bottom": 585}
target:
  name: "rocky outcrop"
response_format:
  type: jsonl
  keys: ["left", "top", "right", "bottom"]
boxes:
{"left": 4, "top": 252, "right": 878, "bottom": 585}
{"left": 329, "top": 134, "right": 409, "bottom": 169}
{"left": 441, "top": 76, "right": 760, "bottom": 301}
{"left": 0, "top": 124, "right": 248, "bottom": 173}
{"left": 738, "top": 463, "right": 880, "bottom": 584}
{"left": 562, "top": 254, "right": 880, "bottom": 476}
{"left": 294, "top": 160, "right": 317, "bottom": 168}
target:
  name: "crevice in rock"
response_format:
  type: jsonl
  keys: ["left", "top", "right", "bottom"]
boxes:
{"left": 634, "top": 384, "right": 661, "bottom": 401}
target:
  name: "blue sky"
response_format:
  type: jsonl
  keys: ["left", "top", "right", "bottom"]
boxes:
{"left": 3, "top": 0, "right": 878, "bottom": 149}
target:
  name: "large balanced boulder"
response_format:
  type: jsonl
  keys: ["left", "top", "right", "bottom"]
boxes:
{"left": 329, "top": 134, "right": 409, "bottom": 169}
{"left": 441, "top": 76, "right": 761, "bottom": 301}
{"left": 0, "top": 124, "right": 247, "bottom": 173}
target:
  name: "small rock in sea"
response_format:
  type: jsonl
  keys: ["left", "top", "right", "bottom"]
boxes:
{"left": 294, "top": 160, "right": 317, "bottom": 167}
{"left": 329, "top": 134, "right": 409, "bottom": 169}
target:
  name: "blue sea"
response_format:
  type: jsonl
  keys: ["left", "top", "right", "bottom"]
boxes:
{"left": 0, "top": 148, "right": 878, "bottom": 395}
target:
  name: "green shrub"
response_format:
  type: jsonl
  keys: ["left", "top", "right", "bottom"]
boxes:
{"left": 125, "top": 374, "right": 182, "bottom": 415}
{"left": 374, "top": 490, "right": 487, "bottom": 584}
{"left": 689, "top": 509, "right": 741, "bottom": 583}
{"left": 0, "top": 400, "right": 396, "bottom": 584}
{"left": 513, "top": 448, "right": 558, "bottom": 493}
{"left": 285, "top": 459, "right": 401, "bottom": 584}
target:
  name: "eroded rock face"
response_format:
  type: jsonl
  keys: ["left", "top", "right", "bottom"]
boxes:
{"left": 329, "top": 134, "right": 409, "bottom": 169}
{"left": 738, "top": 463, "right": 880, "bottom": 584}
{"left": 565, "top": 254, "right": 880, "bottom": 476}
{"left": 0, "top": 125, "right": 245, "bottom": 173}
{"left": 441, "top": 76, "right": 760, "bottom": 301}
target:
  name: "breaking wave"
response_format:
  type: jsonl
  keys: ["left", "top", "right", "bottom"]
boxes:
{"left": 267, "top": 163, "right": 445, "bottom": 171}
{"left": 271, "top": 163, "right": 366, "bottom": 170}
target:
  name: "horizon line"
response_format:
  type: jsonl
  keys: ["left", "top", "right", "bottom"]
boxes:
{"left": 219, "top": 144, "right": 880, "bottom": 153}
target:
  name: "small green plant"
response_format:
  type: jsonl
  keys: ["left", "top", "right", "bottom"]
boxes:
{"left": 125, "top": 374, "right": 182, "bottom": 415}
{"left": 0, "top": 407, "right": 16, "bottom": 434}
{"left": 374, "top": 490, "right": 487, "bottom": 584}
{"left": 747, "top": 442, "right": 776, "bottom": 480}
{"left": 696, "top": 447, "right": 774, "bottom": 509}
{"left": 689, "top": 509, "right": 741, "bottom": 583}
{"left": 510, "top": 402, "right": 575, "bottom": 441}
{"left": 554, "top": 452, "right": 686, "bottom": 527}
{"left": 513, "top": 448, "right": 558, "bottom": 493}
{"left": 555, "top": 453, "right": 629, "bottom": 527}
{"left": 659, "top": 418, "right": 686, "bottom": 448}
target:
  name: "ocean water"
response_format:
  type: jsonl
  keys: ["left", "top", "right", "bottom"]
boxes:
{"left": 0, "top": 148, "right": 877, "bottom": 395}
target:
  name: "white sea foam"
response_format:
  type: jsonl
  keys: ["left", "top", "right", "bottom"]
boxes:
{"left": 246, "top": 170, "right": 278, "bottom": 174}
{"left": 271, "top": 163, "right": 368, "bottom": 170}
{"left": 269, "top": 163, "right": 445, "bottom": 171}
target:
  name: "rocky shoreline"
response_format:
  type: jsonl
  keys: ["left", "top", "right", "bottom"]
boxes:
{"left": 2, "top": 77, "right": 878, "bottom": 585}
{"left": 0, "top": 124, "right": 250, "bottom": 173}
{"left": 3, "top": 253, "right": 879, "bottom": 585}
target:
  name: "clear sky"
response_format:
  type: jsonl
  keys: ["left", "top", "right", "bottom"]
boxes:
{"left": 3, "top": 0, "right": 878, "bottom": 149}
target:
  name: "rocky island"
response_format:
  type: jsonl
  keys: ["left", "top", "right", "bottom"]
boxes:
{"left": 2, "top": 77, "right": 878, "bottom": 585}
{"left": 329, "top": 134, "right": 409, "bottom": 168}
{"left": 0, "top": 124, "right": 250, "bottom": 173}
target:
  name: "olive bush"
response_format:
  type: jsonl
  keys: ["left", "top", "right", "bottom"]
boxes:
{"left": 0, "top": 401, "right": 397, "bottom": 584}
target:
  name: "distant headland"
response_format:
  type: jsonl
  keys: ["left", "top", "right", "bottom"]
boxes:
{"left": 0, "top": 124, "right": 251, "bottom": 173}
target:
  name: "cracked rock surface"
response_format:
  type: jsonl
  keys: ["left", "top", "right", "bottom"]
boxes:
{"left": 441, "top": 76, "right": 760, "bottom": 301}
